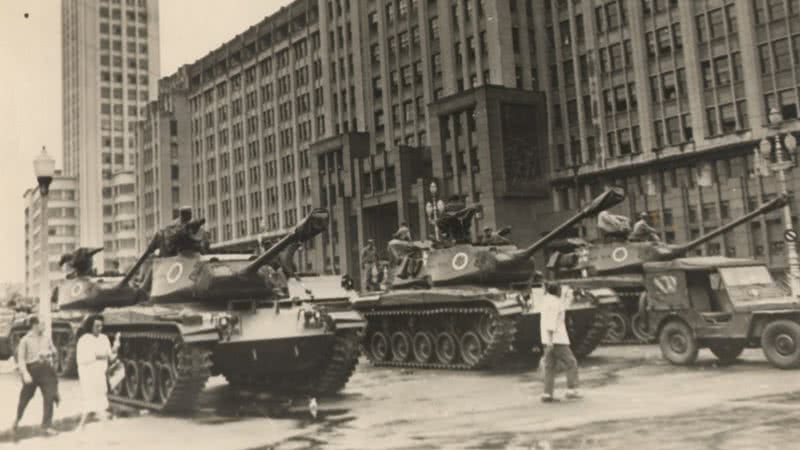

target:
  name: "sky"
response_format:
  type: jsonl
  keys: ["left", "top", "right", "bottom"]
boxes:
{"left": 0, "top": 0, "right": 286, "bottom": 284}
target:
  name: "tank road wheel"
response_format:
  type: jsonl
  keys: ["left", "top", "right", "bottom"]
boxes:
{"left": 659, "top": 321, "right": 698, "bottom": 366}
{"left": 631, "top": 312, "right": 655, "bottom": 343}
{"left": 156, "top": 362, "right": 176, "bottom": 404}
{"left": 459, "top": 331, "right": 483, "bottom": 367}
{"left": 604, "top": 311, "right": 628, "bottom": 343}
{"left": 435, "top": 332, "right": 458, "bottom": 365}
{"left": 412, "top": 332, "right": 435, "bottom": 364}
{"left": 124, "top": 360, "right": 141, "bottom": 399}
{"left": 390, "top": 331, "right": 412, "bottom": 362}
{"left": 708, "top": 341, "right": 746, "bottom": 365}
{"left": 477, "top": 314, "right": 496, "bottom": 342}
{"left": 761, "top": 320, "right": 800, "bottom": 369}
{"left": 139, "top": 361, "right": 158, "bottom": 403}
{"left": 369, "top": 331, "right": 390, "bottom": 362}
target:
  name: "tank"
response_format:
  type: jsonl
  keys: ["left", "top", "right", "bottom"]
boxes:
{"left": 33, "top": 247, "right": 142, "bottom": 376}
{"left": 99, "top": 209, "right": 365, "bottom": 413}
{"left": 2, "top": 248, "right": 127, "bottom": 377}
{"left": 546, "top": 194, "right": 789, "bottom": 344}
{"left": 351, "top": 188, "right": 626, "bottom": 370}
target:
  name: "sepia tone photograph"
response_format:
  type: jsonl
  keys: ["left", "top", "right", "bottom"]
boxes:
{"left": 2, "top": 0, "right": 800, "bottom": 448}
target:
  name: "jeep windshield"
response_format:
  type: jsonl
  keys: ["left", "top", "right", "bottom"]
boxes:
{"left": 719, "top": 266, "right": 786, "bottom": 301}
{"left": 719, "top": 266, "right": 773, "bottom": 286}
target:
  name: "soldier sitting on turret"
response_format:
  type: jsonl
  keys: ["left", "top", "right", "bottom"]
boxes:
{"left": 58, "top": 247, "right": 103, "bottom": 279}
{"left": 597, "top": 211, "right": 632, "bottom": 242}
{"left": 436, "top": 195, "right": 478, "bottom": 245}
{"left": 388, "top": 224, "right": 423, "bottom": 279}
{"left": 479, "top": 226, "right": 513, "bottom": 246}
{"left": 628, "top": 212, "right": 661, "bottom": 242}
{"left": 154, "top": 206, "right": 208, "bottom": 257}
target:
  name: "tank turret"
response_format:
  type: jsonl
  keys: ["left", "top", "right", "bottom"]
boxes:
{"left": 142, "top": 209, "right": 329, "bottom": 304}
{"left": 55, "top": 247, "right": 140, "bottom": 312}
{"left": 391, "top": 187, "right": 626, "bottom": 288}
{"left": 550, "top": 194, "right": 789, "bottom": 276}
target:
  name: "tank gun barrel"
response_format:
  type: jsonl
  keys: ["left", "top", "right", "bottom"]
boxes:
{"left": 673, "top": 193, "right": 788, "bottom": 255}
{"left": 512, "top": 187, "right": 626, "bottom": 260}
{"left": 239, "top": 208, "right": 329, "bottom": 275}
{"left": 117, "top": 235, "right": 159, "bottom": 288}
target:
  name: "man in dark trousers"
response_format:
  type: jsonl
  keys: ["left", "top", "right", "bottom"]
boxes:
{"left": 13, "top": 316, "right": 59, "bottom": 436}
{"left": 540, "top": 283, "right": 581, "bottom": 403}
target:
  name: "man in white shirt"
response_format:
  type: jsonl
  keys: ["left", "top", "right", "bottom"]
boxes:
{"left": 540, "top": 283, "right": 580, "bottom": 402}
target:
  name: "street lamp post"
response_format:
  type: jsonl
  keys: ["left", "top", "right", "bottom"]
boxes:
{"left": 425, "top": 181, "right": 444, "bottom": 241}
{"left": 762, "top": 108, "right": 800, "bottom": 298}
{"left": 33, "top": 147, "right": 56, "bottom": 335}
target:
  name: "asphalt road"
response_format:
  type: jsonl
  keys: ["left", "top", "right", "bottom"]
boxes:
{"left": 1, "top": 345, "right": 799, "bottom": 450}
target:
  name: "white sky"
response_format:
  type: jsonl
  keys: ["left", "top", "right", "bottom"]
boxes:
{"left": 0, "top": 0, "right": 286, "bottom": 284}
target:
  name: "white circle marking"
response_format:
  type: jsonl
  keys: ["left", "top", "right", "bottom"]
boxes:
{"left": 451, "top": 252, "right": 469, "bottom": 271}
{"left": 611, "top": 247, "right": 629, "bottom": 263}
{"left": 166, "top": 262, "right": 184, "bottom": 284}
{"left": 70, "top": 283, "right": 83, "bottom": 297}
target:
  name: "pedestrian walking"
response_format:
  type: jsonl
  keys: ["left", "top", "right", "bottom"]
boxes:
{"left": 540, "top": 283, "right": 581, "bottom": 403}
{"left": 76, "top": 316, "right": 119, "bottom": 429}
{"left": 12, "top": 316, "right": 60, "bottom": 436}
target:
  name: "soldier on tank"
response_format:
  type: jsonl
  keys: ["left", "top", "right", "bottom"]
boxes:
{"left": 628, "top": 212, "right": 661, "bottom": 242}
{"left": 388, "top": 224, "right": 422, "bottom": 279}
{"left": 58, "top": 247, "right": 103, "bottom": 279}
{"left": 155, "top": 207, "right": 207, "bottom": 257}
{"left": 439, "top": 195, "right": 472, "bottom": 243}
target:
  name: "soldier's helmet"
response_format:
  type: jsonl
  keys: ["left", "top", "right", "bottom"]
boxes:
{"left": 179, "top": 206, "right": 193, "bottom": 223}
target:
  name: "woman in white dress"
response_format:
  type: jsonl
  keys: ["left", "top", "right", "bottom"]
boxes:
{"left": 76, "top": 316, "right": 119, "bottom": 429}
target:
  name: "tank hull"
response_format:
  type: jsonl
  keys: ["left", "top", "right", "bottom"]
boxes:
{"left": 352, "top": 285, "right": 607, "bottom": 370}
{"left": 100, "top": 298, "right": 364, "bottom": 413}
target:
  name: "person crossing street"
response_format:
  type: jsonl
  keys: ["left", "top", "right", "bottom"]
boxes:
{"left": 540, "top": 283, "right": 581, "bottom": 403}
{"left": 12, "top": 316, "right": 60, "bottom": 436}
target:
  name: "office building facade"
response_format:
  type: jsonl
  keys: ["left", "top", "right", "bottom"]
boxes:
{"left": 135, "top": 68, "right": 194, "bottom": 250}
{"left": 178, "top": 0, "right": 800, "bottom": 282}
{"left": 62, "top": 0, "right": 160, "bottom": 271}
{"left": 539, "top": 0, "right": 800, "bottom": 272}
{"left": 23, "top": 175, "right": 80, "bottom": 299}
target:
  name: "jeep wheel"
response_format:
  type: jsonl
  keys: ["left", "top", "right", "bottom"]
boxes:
{"left": 659, "top": 321, "right": 698, "bottom": 365}
{"left": 708, "top": 341, "right": 745, "bottom": 365}
{"left": 761, "top": 320, "right": 800, "bottom": 369}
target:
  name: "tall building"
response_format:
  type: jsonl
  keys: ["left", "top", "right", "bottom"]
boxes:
{"left": 23, "top": 174, "right": 79, "bottom": 299}
{"left": 177, "top": 0, "right": 800, "bottom": 284}
{"left": 62, "top": 0, "right": 160, "bottom": 271}
{"left": 135, "top": 68, "right": 193, "bottom": 250}
{"left": 184, "top": 0, "right": 325, "bottom": 271}
{"left": 539, "top": 0, "right": 800, "bottom": 271}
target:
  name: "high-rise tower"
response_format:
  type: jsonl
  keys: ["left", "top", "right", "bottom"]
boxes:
{"left": 61, "top": 0, "right": 160, "bottom": 271}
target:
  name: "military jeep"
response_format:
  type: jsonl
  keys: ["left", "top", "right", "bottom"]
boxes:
{"left": 638, "top": 256, "right": 800, "bottom": 369}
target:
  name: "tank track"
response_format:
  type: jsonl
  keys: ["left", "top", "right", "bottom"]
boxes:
{"left": 570, "top": 308, "right": 611, "bottom": 359}
{"left": 108, "top": 330, "right": 212, "bottom": 414}
{"left": 223, "top": 329, "right": 362, "bottom": 395}
{"left": 362, "top": 306, "right": 517, "bottom": 370}
{"left": 307, "top": 329, "right": 362, "bottom": 395}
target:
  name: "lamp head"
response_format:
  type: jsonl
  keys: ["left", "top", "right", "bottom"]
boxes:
{"left": 33, "top": 146, "right": 55, "bottom": 195}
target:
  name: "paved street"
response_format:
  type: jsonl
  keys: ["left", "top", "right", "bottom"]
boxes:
{"left": 1, "top": 345, "right": 799, "bottom": 449}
